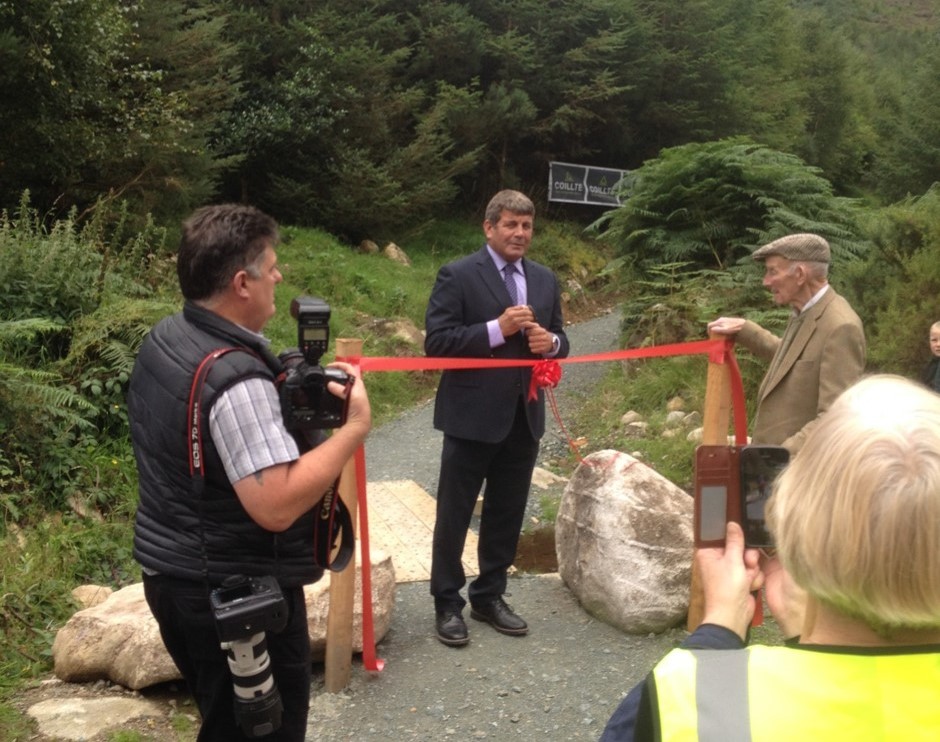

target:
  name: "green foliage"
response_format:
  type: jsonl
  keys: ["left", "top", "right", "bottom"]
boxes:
{"left": 3, "top": 0, "right": 939, "bottom": 229}
{"left": 573, "top": 360, "right": 704, "bottom": 487}
{"left": 843, "top": 187, "right": 940, "bottom": 376}
{"left": 0, "top": 0, "right": 238, "bottom": 223}
{"left": 594, "top": 139, "right": 870, "bottom": 276}
{"left": 0, "top": 702, "right": 33, "bottom": 740}
{"left": 0, "top": 517, "right": 138, "bottom": 690}
{"left": 872, "top": 40, "right": 940, "bottom": 201}
{"left": 0, "top": 196, "right": 170, "bottom": 519}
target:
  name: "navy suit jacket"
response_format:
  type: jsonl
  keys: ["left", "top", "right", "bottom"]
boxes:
{"left": 425, "top": 246, "right": 569, "bottom": 443}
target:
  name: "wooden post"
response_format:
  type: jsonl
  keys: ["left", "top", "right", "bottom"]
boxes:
{"left": 324, "top": 339, "right": 363, "bottom": 693}
{"left": 687, "top": 333, "right": 733, "bottom": 631}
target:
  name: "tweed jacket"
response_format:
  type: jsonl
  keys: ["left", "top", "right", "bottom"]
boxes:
{"left": 736, "top": 288, "right": 865, "bottom": 454}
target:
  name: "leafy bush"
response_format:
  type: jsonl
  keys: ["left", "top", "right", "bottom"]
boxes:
{"left": 594, "top": 138, "right": 870, "bottom": 277}
{"left": 0, "top": 196, "right": 170, "bottom": 519}
{"left": 844, "top": 186, "right": 940, "bottom": 377}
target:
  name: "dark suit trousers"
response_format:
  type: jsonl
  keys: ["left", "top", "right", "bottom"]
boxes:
{"left": 431, "top": 399, "right": 540, "bottom": 612}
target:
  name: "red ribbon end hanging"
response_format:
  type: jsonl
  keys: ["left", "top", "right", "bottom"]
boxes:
{"left": 528, "top": 359, "right": 562, "bottom": 401}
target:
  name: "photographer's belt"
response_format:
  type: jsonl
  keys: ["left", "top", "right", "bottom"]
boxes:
{"left": 188, "top": 348, "right": 355, "bottom": 574}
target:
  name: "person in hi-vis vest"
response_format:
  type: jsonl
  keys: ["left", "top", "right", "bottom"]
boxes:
{"left": 601, "top": 374, "right": 940, "bottom": 741}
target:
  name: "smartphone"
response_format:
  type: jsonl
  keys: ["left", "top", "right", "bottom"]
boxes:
{"left": 694, "top": 444, "right": 789, "bottom": 548}
{"left": 738, "top": 445, "right": 789, "bottom": 548}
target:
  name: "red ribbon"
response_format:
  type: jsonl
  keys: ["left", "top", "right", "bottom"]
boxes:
{"left": 527, "top": 359, "right": 562, "bottom": 401}
{"left": 339, "top": 337, "right": 749, "bottom": 672}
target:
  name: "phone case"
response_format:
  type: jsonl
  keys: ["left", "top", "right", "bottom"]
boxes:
{"left": 693, "top": 445, "right": 741, "bottom": 547}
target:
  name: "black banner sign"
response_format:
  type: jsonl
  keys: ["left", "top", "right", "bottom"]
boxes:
{"left": 548, "top": 161, "right": 628, "bottom": 206}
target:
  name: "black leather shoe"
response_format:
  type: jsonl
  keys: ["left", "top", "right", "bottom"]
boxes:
{"left": 435, "top": 611, "right": 469, "bottom": 646}
{"left": 470, "top": 597, "right": 528, "bottom": 636}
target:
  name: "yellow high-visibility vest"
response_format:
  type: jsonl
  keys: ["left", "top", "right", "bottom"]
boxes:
{"left": 652, "top": 645, "right": 940, "bottom": 741}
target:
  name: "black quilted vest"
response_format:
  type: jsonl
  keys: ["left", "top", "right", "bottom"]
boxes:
{"left": 129, "top": 302, "right": 323, "bottom": 587}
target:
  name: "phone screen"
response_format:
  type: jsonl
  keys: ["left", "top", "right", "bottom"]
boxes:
{"left": 739, "top": 446, "right": 789, "bottom": 547}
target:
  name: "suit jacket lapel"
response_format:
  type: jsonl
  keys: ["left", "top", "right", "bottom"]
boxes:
{"left": 759, "top": 290, "right": 835, "bottom": 400}
{"left": 475, "top": 246, "right": 508, "bottom": 304}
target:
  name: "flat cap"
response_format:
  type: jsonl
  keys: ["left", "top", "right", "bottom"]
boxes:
{"left": 752, "top": 233, "right": 830, "bottom": 264}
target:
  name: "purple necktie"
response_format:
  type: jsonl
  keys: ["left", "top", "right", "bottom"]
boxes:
{"left": 503, "top": 263, "right": 519, "bottom": 305}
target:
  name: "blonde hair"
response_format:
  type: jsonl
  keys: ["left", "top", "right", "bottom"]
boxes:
{"left": 767, "top": 375, "right": 940, "bottom": 631}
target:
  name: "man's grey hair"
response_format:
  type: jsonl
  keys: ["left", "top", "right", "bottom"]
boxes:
{"left": 485, "top": 190, "right": 535, "bottom": 225}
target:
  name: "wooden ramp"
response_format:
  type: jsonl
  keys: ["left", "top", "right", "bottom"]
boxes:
{"left": 366, "top": 480, "right": 479, "bottom": 583}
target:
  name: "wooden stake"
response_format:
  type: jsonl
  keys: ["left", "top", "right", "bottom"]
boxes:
{"left": 687, "top": 333, "right": 733, "bottom": 631}
{"left": 324, "top": 339, "right": 363, "bottom": 693}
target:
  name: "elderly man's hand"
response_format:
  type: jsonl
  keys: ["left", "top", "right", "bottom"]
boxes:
{"left": 707, "top": 317, "right": 746, "bottom": 336}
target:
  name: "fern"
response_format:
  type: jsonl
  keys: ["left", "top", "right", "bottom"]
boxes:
{"left": 597, "top": 137, "right": 871, "bottom": 277}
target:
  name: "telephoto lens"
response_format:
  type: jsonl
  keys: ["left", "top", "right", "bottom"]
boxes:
{"left": 210, "top": 575, "right": 288, "bottom": 737}
{"left": 222, "top": 631, "right": 283, "bottom": 737}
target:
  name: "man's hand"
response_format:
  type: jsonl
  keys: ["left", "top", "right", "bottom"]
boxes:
{"left": 699, "top": 521, "right": 764, "bottom": 641}
{"left": 524, "top": 322, "right": 555, "bottom": 355}
{"left": 707, "top": 317, "right": 746, "bottom": 336}
{"left": 498, "top": 304, "right": 536, "bottom": 338}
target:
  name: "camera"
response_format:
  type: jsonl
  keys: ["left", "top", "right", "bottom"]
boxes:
{"left": 693, "top": 444, "right": 789, "bottom": 548}
{"left": 279, "top": 296, "right": 352, "bottom": 430}
{"left": 210, "top": 575, "right": 288, "bottom": 738}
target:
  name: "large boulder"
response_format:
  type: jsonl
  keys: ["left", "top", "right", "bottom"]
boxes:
{"left": 555, "top": 450, "right": 693, "bottom": 633}
{"left": 53, "top": 582, "right": 181, "bottom": 690}
{"left": 53, "top": 550, "right": 396, "bottom": 690}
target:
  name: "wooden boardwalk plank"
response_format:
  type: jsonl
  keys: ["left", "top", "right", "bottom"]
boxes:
{"left": 365, "top": 480, "right": 479, "bottom": 583}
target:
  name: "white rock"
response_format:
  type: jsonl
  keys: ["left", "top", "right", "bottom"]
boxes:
{"left": 555, "top": 450, "right": 693, "bottom": 633}
{"left": 53, "top": 551, "right": 396, "bottom": 690}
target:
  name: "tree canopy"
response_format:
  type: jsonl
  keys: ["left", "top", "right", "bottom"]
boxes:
{"left": 0, "top": 0, "right": 937, "bottom": 238}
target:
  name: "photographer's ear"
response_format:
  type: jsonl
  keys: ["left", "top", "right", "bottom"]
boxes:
{"left": 231, "top": 268, "right": 252, "bottom": 298}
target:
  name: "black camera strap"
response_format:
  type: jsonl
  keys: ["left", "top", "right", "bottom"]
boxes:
{"left": 188, "top": 347, "right": 354, "bottom": 573}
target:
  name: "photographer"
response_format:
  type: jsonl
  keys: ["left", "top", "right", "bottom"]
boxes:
{"left": 128, "top": 204, "right": 371, "bottom": 741}
{"left": 601, "top": 375, "right": 940, "bottom": 741}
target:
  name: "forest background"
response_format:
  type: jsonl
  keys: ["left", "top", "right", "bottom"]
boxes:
{"left": 1, "top": 0, "right": 939, "bottom": 732}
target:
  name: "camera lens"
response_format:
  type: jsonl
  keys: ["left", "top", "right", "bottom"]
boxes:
{"left": 224, "top": 632, "right": 283, "bottom": 737}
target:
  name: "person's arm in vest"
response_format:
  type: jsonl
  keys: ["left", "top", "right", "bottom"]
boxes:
{"left": 603, "top": 521, "right": 764, "bottom": 741}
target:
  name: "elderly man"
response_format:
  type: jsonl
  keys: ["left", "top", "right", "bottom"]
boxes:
{"left": 707, "top": 233, "right": 865, "bottom": 454}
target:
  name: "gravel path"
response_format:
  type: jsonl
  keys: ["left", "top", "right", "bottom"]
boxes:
{"left": 307, "top": 308, "right": 687, "bottom": 741}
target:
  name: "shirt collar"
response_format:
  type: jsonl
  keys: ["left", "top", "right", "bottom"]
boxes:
{"left": 486, "top": 244, "right": 524, "bottom": 275}
{"left": 796, "top": 283, "right": 829, "bottom": 315}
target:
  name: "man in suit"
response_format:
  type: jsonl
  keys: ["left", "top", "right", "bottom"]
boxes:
{"left": 708, "top": 233, "right": 866, "bottom": 455}
{"left": 424, "top": 189, "right": 569, "bottom": 646}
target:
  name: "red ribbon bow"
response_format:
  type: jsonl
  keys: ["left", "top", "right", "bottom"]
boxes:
{"left": 527, "top": 359, "right": 562, "bottom": 401}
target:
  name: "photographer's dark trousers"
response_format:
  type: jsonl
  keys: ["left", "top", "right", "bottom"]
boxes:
{"left": 143, "top": 573, "right": 311, "bottom": 742}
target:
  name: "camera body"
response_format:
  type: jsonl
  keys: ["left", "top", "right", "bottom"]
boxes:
{"left": 211, "top": 574, "right": 288, "bottom": 642}
{"left": 210, "top": 575, "right": 288, "bottom": 738}
{"left": 693, "top": 444, "right": 789, "bottom": 548}
{"left": 279, "top": 296, "right": 351, "bottom": 430}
